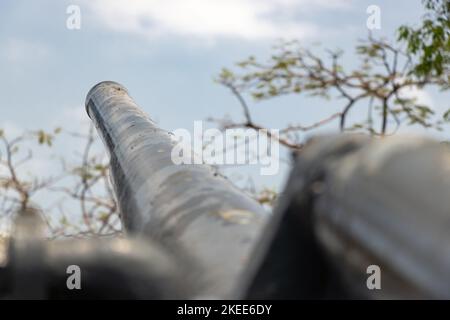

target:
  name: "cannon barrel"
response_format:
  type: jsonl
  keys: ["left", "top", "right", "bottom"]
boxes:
{"left": 245, "top": 134, "right": 450, "bottom": 299}
{"left": 85, "top": 81, "right": 267, "bottom": 298}
{"left": 3, "top": 81, "right": 446, "bottom": 299}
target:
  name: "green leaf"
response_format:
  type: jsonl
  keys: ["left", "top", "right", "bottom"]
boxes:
{"left": 443, "top": 109, "right": 450, "bottom": 121}
{"left": 94, "top": 164, "right": 105, "bottom": 171}
{"left": 38, "top": 131, "right": 45, "bottom": 144}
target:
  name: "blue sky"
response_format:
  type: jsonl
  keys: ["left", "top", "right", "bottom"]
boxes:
{"left": 0, "top": 0, "right": 448, "bottom": 192}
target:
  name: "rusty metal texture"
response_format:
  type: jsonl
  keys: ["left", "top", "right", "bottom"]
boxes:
{"left": 85, "top": 81, "right": 267, "bottom": 299}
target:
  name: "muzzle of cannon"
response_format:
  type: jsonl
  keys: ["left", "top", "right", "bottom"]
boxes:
{"left": 84, "top": 81, "right": 268, "bottom": 298}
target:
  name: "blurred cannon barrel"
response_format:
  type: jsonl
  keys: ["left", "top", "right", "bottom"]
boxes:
{"left": 0, "top": 208, "right": 188, "bottom": 299}
{"left": 246, "top": 134, "right": 450, "bottom": 299}
{"left": 5, "top": 81, "right": 447, "bottom": 299}
{"left": 85, "top": 81, "right": 267, "bottom": 299}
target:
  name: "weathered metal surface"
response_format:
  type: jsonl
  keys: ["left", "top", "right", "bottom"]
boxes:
{"left": 43, "top": 237, "right": 188, "bottom": 299}
{"left": 3, "top": 81, "right": 447, "bottom": 299}
{"left": 0, "top": 208, "right": 189, "bottom": 299}
{"left": 0, "top": 208, "right": 188, "bottom": 299}
{"left": 85, "top": 81, "right": 267, "bottom": 298}
{"left": 245, "top": 134, "right": 450, "bottom": 299}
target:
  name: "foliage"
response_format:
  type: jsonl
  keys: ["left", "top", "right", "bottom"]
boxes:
{"left": 215, "top": 1, "right": 449, "bottom": 148}
{"left": 0, "top": 127, "right": 121, "bottom": 238}
{"left": 398, "top": 0, "right": 449, "bottom": 81}
{"left": 1, "top": 1, "right": 449, "bottom": 238}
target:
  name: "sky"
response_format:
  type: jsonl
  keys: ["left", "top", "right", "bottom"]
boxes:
{"left": 0, "top": 0, "right": 448, "bottom": 196}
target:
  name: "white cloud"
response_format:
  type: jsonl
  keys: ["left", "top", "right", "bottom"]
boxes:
{"left": 83, "top": 0, "right": 352, "bottom": 40}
